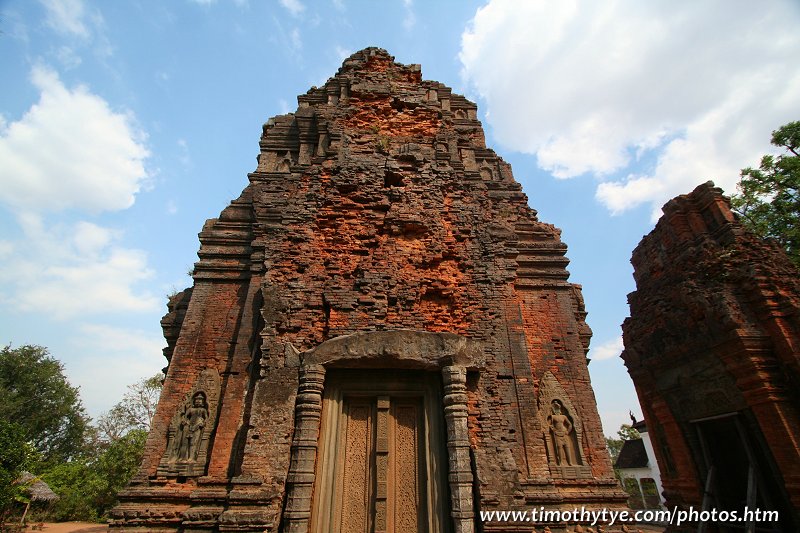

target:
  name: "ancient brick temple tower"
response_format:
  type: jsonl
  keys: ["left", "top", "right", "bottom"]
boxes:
{"left": 622, "top": 183, "right": 800, "bottom": 531}
{"left": 112, "top": 48, "right": 625, "bottom": 532}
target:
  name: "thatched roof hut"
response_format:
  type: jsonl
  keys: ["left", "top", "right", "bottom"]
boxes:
{"left": 18, "top": 472, "right": 59, "bottom": 503}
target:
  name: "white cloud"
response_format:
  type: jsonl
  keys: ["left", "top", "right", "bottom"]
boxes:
{"left": 596, "top": 176, "right": 664, "bottom": 216}
{"left": 40, "top": 1, "right": 113, "bottom": 63}
{"left": 590, "top": 336, "right": 624, "bottom": 361}
{"left": 68, "top": 323, "right": 166, "bottom": 416}
{"left": 41, "top": 0, "right": 89, "bottom": 38}
{"left": 402, "top": 0, "right": 416, "bottom": 31}
{"left": 332, "top": 0, "right": 345, "bottom": 11}
{"left": 77, "top": 323, "right": 165, "bottom": 361}
{"left": 460, "top": 0, "right": 800, "bottom": 218}
{"left": 280, "top": 0, "right": 305, "bottom": 17}
{"left": 73, "top": 220, "right": 117, "bottom": 256}
{"left": 290, "top": 27, "right": 302, "bottom": 52}
{"left": 2, "top": 9, "right": 30, "bottom": 44}
{"left": 0, "top": 241, "right": 13, "bottom": 257}
{"left": 0, "top": 65, "right": 150, "bottom": 213}
{"left": 334, "top": 45, "right": 351, "bottom": 63}
{"left": 177, "top": 138, "right": 191, "bottom": 167}
{"left": 55, "top": 45, "right": 82, "bottom": 69}
{"left": 31, "top": 252, "right": 156, "bottom": 319}
{"left": 92, "top": 27, "right": 115, "bottom": 60}
{"left": 0, "top": 214, "right": 160, "bottom": 320}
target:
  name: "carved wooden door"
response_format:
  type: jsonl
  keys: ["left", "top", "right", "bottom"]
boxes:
{"left": 312, "top": 372, "right": 449, "bottom": 533}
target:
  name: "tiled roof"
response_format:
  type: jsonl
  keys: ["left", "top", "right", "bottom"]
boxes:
{"left": 615, "top": 438, "right": 648, "bottom": 469}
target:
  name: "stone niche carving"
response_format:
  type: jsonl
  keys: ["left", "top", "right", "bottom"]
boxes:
{"left": 158, "top": 369, "right": 221, "bottom": 477}
{"left": 538, "top": 371, "right": 588, "bottom": 476}
{"left": 276, "top": 151, "right": 293, "bottom": 172}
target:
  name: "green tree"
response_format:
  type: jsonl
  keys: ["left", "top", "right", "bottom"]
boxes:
{"left": 96, "top": 374, "right": 162, "bottom": 442}
{"left": 42, "top": 372, "right": 159, "bottom": 522}
{"left": 0, "top": 420, "right": 32, "bottom": 524}
{"left": 43, "top": 461, "right": 103, "bottom": 522}
{"left": 731, "top": 120, "right": 800, "bottom": 267}
{"left": 0, "top": 345, "right": 89, "bottom": 467}
{"left": 92, "top": 429, "right": 148, "bottom": 512}
{"left": 43, "top": 429, "right": 148, "bottom": 522}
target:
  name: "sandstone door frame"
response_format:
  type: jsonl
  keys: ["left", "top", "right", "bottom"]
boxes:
{"left": 281, "top": 330, "right": 481, "bottom": 533}
{"left": 310, "top": 369, "right": 449, "bottom": 533}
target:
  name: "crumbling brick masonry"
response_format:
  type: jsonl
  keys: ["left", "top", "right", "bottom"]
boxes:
{"left": 112, "top": 48, "right": 625, "bottom": 533}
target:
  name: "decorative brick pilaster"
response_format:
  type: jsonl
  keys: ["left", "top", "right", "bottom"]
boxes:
{"left": 282, "top": 364, "right": 326, "bottom": 533}
{"left": 443, "top": 365, "right": 475, "bottom": 533}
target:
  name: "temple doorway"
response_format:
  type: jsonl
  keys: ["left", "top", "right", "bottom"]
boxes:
{"left": 693, "top": 413, "right": 793, "bottom": 533}
{"left": 311, "top": 370, "right": 450, "bottom": 533}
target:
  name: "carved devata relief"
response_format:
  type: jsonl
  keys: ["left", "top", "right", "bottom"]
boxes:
{"left": 158, "top": 369, "right": 221, "bottom": 477}
{"left": 538, "top": 372, "right": 586, "bottom": 473}
{"left": 548, "top": 399, "right": 576, "bottom": 466}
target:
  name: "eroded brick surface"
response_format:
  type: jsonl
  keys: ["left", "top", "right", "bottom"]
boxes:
{"left": 112, "top": 48, "right": 625, "bottom": 532}
{"left": 622, "top": 182, "right": 800, "bottom": 530}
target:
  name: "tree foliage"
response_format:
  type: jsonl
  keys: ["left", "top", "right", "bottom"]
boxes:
{"left": 0, "top": 420, "right": 32, "bottom": 523}
{"left": 96, "top": 374, "right": 163, "bottom": 442}
{"left": 0, "top": 345, "right": 89, "bottom": 467}
{"left": 43, "top": 461, "right": 102, "bottom": 522}
{"left": 731, "top": 121, "right": 800, "bottom": 267}
{"left": 43, "top": 371, "right": 161, "bottom": 522}
{"left": 43, "top": 372, "right": 161, "bottom": 522}
{"left": 0, "top": 344, "right": 162, "bottom": 522}
{"left": 44, "top": 429, "right": 148, "bottom": 522}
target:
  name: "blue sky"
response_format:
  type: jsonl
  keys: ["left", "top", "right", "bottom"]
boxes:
{"left": 1, "top": 0, "right": 798, "bottom": 436}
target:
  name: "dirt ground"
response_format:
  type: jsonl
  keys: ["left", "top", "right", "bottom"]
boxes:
{"left": 23, "top": 523, "right": 107, "bottom": 533}
{"left": 17, "top": 523, "right": 666, "bottom": 532}
{"left": 17, "top": 522, "right": 666, "bottom": 533}
{"left": 17, "top": 523, "right": 666, "bottom": 533}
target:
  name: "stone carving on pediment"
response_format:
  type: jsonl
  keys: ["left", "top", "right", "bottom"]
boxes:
{"left": 665, "top": 366, "right": 742, "bottom": 420}
{"left": 158, "top": 369, "right": 221, "bottom": 477}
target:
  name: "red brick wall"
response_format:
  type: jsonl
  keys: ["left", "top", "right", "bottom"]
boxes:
{"left": 115, "top": 48, "right": 625, "bottom": 531}
{"left": 623, "top": 182, "right": 800, "bottom": 524}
